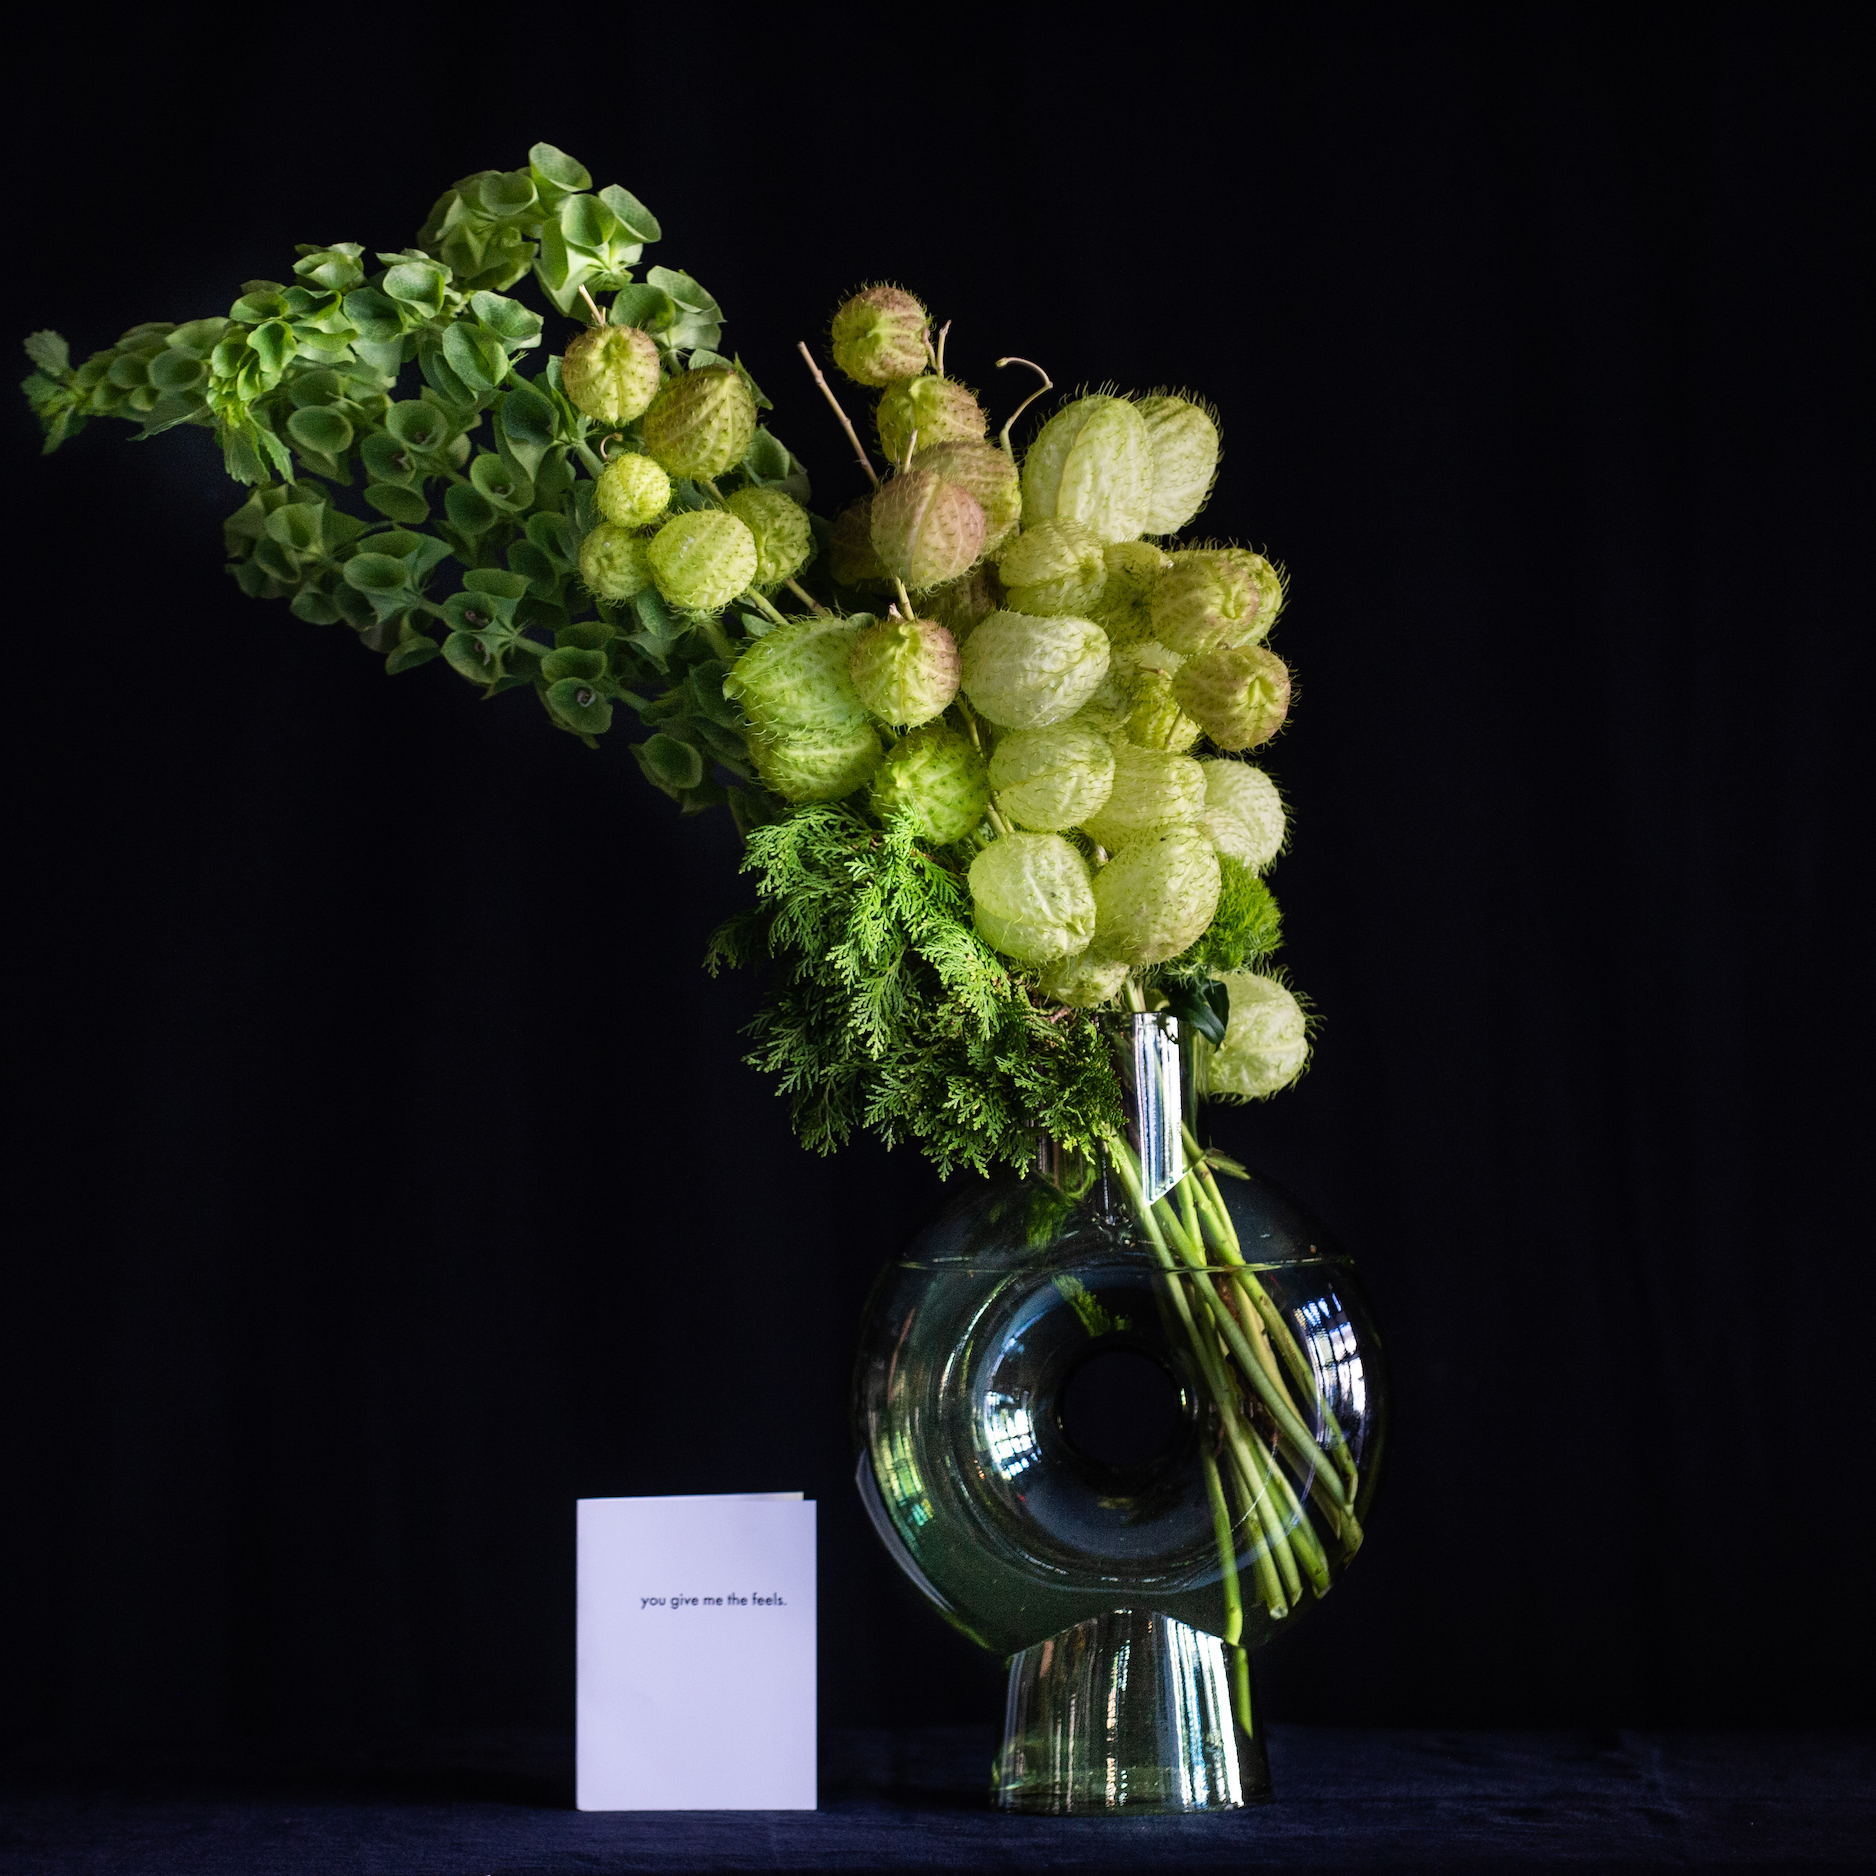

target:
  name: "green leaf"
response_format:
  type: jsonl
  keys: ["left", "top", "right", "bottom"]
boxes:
{"left": 146, "top": 351, "right": 206, "bottom": 394}
{"left": 248, "top": 320, "right": 294, "bottom": 376}
{"left": 286, "top": 406, "right": 354, "bottom": 457}
{"left": 290, "top": 586, "right": 342, "bottom": 625}
{"left": 597, "top": 184, "right": 661, "bottom": 243}
{"left": 646, "top": 267, "right": 720, "bottom": 315}
{"left": 497, "top": 380, "right": 556, "bottom": 449}
{"left": 382, "top": 260, "right": 448, "bottom": 315}
{"left": 23, "top": 331, "right": 68, "bottom": 373}
{"left": 1161, "top": 980, "right": 1230, "bottom": 1049}
{"left": 387, "top": 631, "right": 441, "bottom": 674}
{"left": 463, "top": 568, "right": 532, "bottom": 599}
{"left": 366, "top": 483, "right": 431, "bottom": 525}
{"left": 419, "top": 346, "right": 476, "bottom": 410}
{"left": 609, "top": 284, "right": 675, "bottom": 331}
{"left": 444, "top": 483, "right": 497, "bottom": 535}
{"left": 639, "top": 732, "right": 704, "bottom": 792}
{"left": 507, "top": 540, "right": 560, "bottom": 596}
{"left": 469, "top": 291, "right": 544, "bottom": 348}
{"left": 529, "top": 142, "right": 592, "bottom": 199}
{"left": 743, "top": 428, "right": 791, "bottom": 480}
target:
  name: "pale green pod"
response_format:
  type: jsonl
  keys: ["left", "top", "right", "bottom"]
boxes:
{"left": 998, "top": 518, "right": 1108, "bottom": 616}
{"left": 1198, "top": 759, "right": 1286, "bottom": 871}
{"left": 1149, "top": 549, "right": 1272, "bottom": 656}
{"left": 958, "top": 610, "right": 1111, "bottom": 729}
{"left": 869, "top": 722, "right": 988, "bottom": 842}
{"left": 640, "top": 366, "right": 759, "bottom": 480}
{"left": 1036, "top": 949, "right": 1129, "bottom": 1008}
{"left": 831, "top": 285, "right": 929, "bottom": 387}
{"left": 1090, "top": 823, "right": 1222, "bottom": 967}
{"left": 1093, "top": 540, "right": 1173, "bottom": 646}
{"left": 875, "top": 375, "right": 986, "bottom": 464}
{"left": 1079, "top": 742, "right": 1206, "bottom": 850}
{"left": 1126, "top": 669, "right": 1203, "bottom": 752}
{"left": 579, "top": 522, "right": 653, "bottom": 601}
{"left": 723, "top": 616, "right": 868, "bottom": 735}
{"left": 1136, "top": 395, "right": 1220, "bottom": 535}
{"left": 924, "top": 563, "right": 1003, "bottom": 645}
{"left": 1206, "top": 971, "right": 1309, "bottom": 1098}
{"left": 1069, "top": 668, "right": 1136, "bottom": 741}
{"left": 595, "top": 451, "right": 672, "bottom": 528}
{"left": 849, "top": 614, "right": 959, "bottom": 727}
{"left": 750, "top": 721, "right": 882, "bottom": 802}
{"left": 869, "top": 468, "right": 986, "bottom": 590}
{"left": 723, "top": 485, "right": 815, "bottom": 588}
{"left": 968, "top": 832, "right": 1097, "bottom": 965}
{"left": 1020, "top": 394, "right": 1153, "bottom": 543}
{"left": 646, "top": 509, "right": 759, "bottom": 612}
{"left": 561, "top": 323, "right": 661, "bottom": 427}
{"left": 915, "top": 438, "right": 1022, "bottom": 552}
{"left": 1172, "top": 644, "right": 1291, "bottom": 750}
{"left": 988, "top": 720, "right": 1116, "bottom": 831}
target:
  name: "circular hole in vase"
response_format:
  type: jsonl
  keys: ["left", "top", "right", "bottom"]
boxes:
{"left": 1056, "top": 1345, "right": 1186, "bottom": 1472}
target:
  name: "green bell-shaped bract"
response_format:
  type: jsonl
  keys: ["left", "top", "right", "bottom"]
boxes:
{"left": 646, "top": 509, "right": 758, "bottom": 612}
{"left": 724, "top": 615, "right": 869, "bottom": 736}
{"left": 1090, "top": 823, "right": 1221, "bottom": 967}
{"left": 1135, "top": 395, "right": 1220, "bottom": 536}
{"left": 724, "top": 485, "right": 815, "bottom": 589}
{"left": 1172, "top": 643, "right": 1291, "bottom": 750}
{"left": 1078, "top": 742, "right": 1206, "bottom": 850}
{"left": 958, "top": 610, "right": 1111, "bottom": 730}
{"left": 561, "top": 323, "right": 661, "bottom": 426}
{"left": 849, "top": 614, "right": 959, "bottom": 728}
{"left": 987, "top": 720, "right": 1115, "bottom": 831}
{"left": 1197, "top": 759, "right": 1286, "bottom": 871}
{"left": 1020, "top": 394, "right": 1153, "bottom": 544}
{"left": 1205, "top": 970, "right": 1309, "bottom": 1098}
{"left": 869, "top": 723, "right": 988, "bottom": 843}
{"left": 967, "top": 832, "right": 1097, "bottom": 965}
{"left": 640, "top": 366, "right": 758, "bottom": 480}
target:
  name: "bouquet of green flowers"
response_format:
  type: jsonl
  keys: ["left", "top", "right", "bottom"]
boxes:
{"left": 23, "top": 143, "right": 1353, "bottom": 1648}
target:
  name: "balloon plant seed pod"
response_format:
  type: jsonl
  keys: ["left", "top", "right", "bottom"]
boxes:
{"left": 1205, "top": 970, "right": 1310, "bottom": 1097}
{"left": 724, "top": 616, "right": 869, "bottom": 736}
{"left": 875, "top": 374, "right": 987, "bottom": 465}
{"left": 561, "top": 322, "right": 661, "bottom": 426}
{"left": 923, "top": 563, "right": 1004, "bottom": 644}
{"left": 640, "top": 366, "right": 758, "bottom": 480}
{"left": 958, "top": 611, "right": 1111, "bottom": 729}
{"left": 1090, "top": 821, "right": 1222, "bottom": 965}
{"left": 868, "top": 721, "right": 988, "bottom": 842}
{"left": 1172, "top": 643, "right": 1292, "bottom": 749}
{"left": 579, "top": 522, "right": 655, "bottom": 602}
{"left": 831, "top": 285, "right": 931, "bottom": 388}
{"left": 988, "top": 719, "right": 1117, "bottom": 831}
{"left": 1079, "top": 741, "right": 1208, "bottom": 850}
{"left": 869, "top": 468, "right": 987, "bottom": 591}
{"left": 1020, "top": 393, "right": 1154, "bottom": 543}
{"left": 967, "top": 832, "right": 1097, "bottom": 964}
{"left": 997, "top": 518, "right": 1108, "bottom": 616}
{"left": 1149, "top": 549, "right": 1271, "bottom": 657}
{"left": 1134, "top": 393, "right": 1221, "bottom": 535}
{"left": 1033, "top": 948, "right": 1130, "bottom": 1008}
{"left": 1197, "top": 759, "right": 1287, "bottom": 870}
{"left": 914, "top": 439, "right": 1022, "bottom": 553}
{"left": 849, "top": 614, "right": 960, "bottom": 727}
{"left": 751, "top": 721, "right": 882, "bottom": 803}
{"left": 1126, "top": 667, "right": 1205, "bottom": 753}
{"left": 595, "top": 451, "right": 672, "bottom": 528}
{"left": 723, "top": 486, "right": 815, "bottom": 589}
{"left": 646, "top": 509, "right": 758, "bottom": 612}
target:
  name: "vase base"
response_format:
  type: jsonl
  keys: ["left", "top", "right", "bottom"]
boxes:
{"left": 992, "top": 1608, "right": 1270, "bottom": 1813}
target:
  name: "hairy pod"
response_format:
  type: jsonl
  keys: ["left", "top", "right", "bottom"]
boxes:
{"left": 646, "top": 509, "right": 758, "bottom": 612}
{"left": 750, "top": 721, "right": 882, "bottom": 803}
{"left": 1020, "top": 394, "right": 1153, "bottom": 544}
{"left": 830, "top": 285, "right": 930, "bottom": 387}
{"left": 1171, "top": 644, "right": 1291, "bottom": 750}
{"left": 579, "top": 523, "right": 654, "bottom": 602}
{"left": 1149, "top": 549, "right": 1276, "bottom": 657}
{"left": 723, "top": 486, "right": 815, "bottom": 589}
{"left": 915, "top": 438, "right": 1022, "bottom": 553}
{"left": 724, "top": 616, "right": 869, "bottom": 736}
{"left": 997, "top": 518, "right": 1108, "bottom": 616}
{"left": 640, "top": 366, "right": 758, "bottom": 480}
{"left": 561, "top": 324, "right": 661, "bottom": 427}
{"left": 875, "top": 375, "right": 986, "bottom": 465}
{"left": 1035, "top": 949, "right": 1130, "bottom": 1009}
{"left": 1079, "top": 742, "right": 1207, "bottom": 850}
{"left": 595, "top": 451, "right": 671, "bottom": 528}
{"left": 968, "top": 832, "right": 1097, "bottom": 965}
{"left": 869, "top": 469, "right": 987, "bottom": 590}
{"left": 849, "top": 614, "right": 960, "bottom": 727}
{"left": 1090, "top": 823, "right": 1221, "bottom": 967}
{"left": 959, "top": 611, "right": 1111, "bottom": 730}
{"left": 1135, "top": 394, "right": 1220, "bottom": 535}
{"left": 1197, "top": 759, "right": 1286, "bottom": 871}
{"left": 829, "top": 499, "right": 890, "bottom": 590}
{"left": 1206, "top": 971, "right": 1309, "bottom": 1098}
{"left": 987, "top": 720, "right": 1116, "bottom": 831}
{"left": 869, "top": 723, "right": 988, "bottom": 843}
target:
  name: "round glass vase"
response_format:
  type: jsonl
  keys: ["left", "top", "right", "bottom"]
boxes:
{"left": 852, "top": 1012, "right": 1389, "bottom": 1815}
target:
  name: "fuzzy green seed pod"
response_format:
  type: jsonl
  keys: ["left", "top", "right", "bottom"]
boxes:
{"left": 1069, "top": 669, "right": 1136, "bottom": 741}
{"left": 723, "top": 616, "right": 868, "bottom": 736}
{"left": 1090, "top": 824, "right": 1221, "bottom": 967}
{"left": 1020, "top": 394, "right": 1153, "bottom": 544}
{"left": 849, "top": 614, "right": 959, "bottom": 727}
{"left": 959, "top": 611, "right": 1111, "bottom": 730}
{"left": 829, "top": 499, "right": 890, "bottom": 590}
{"left": 1127, "top": 669, "right": 1204, "bottom": 752}
{"left": 1136, "top": 395, "right": 1220, "bottom": 535}
{"left": 869, "top": 469, "right": 986, "bottom": 590}
{"left": 1172, "top": 644, "right": 1292, "bottom": 750}
{"left": 639, "top": 366, "right": 758, "bottom": 480}
{"left": 646, "top": 509, "right": 759, "bottom": 612}
{"left": 915, "top": 439, "right": 1021, "bottom": 552}
{"left": 579, "top": 522, "right": 654, "bottom": 601}
{"left": 997, "top": 518, "right": 1108, "bottom": 616}
{"left": 968, "top": 833, "right": 1096, "bottom": 965}
{"left": 595, "top": 451, "right": 671, "bottom": 528}
{"left": 1150, "top": 549, "right": 1278, "bottom": 656}
{"left": 1093, "top": 541, "right": 1173, "bottom": 647}
{"left": 1036, "top": 949, "right": 1129, "bottom": 1008}
{"left": 1079, "top": 742, "right": 1207, "bottom": 850}
{"left": 830, "top": 285, "right": 930, "bottom": 387}
{"left": 988, "top": 720, "right": 1115, "bottom": 831}
{"left": 1197, "top": 759, "right": 1286, "bottom": 871}
{"left": 750, "top": 722, "right": 882, "bottom": 803}
{"left": 561, "top": 323, "right": 661, "bottom": 427}
{"left": 869, "top": 722, "right": 988, "bottom": 842}
{"left": 1206, "top": 971, "right": 1308, "bottom": 1098}
{"left": 876, "top": 375, "right": 986, "bottom": 465}
{"left": 723, "top": 486, "right": 815, "bottom": 589}
{"left": 924, "top": 563, "right": 1004, "bottom": 646}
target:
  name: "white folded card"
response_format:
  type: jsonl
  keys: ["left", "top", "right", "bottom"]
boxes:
{"left": 576, "top": 1493, "right": 816, "bottom": 1811}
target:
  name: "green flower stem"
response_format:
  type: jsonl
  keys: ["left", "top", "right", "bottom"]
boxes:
{"left": 741, "top": 587, "right": 790, "bottom": 628}
{"left": 1233, "top": 1406, "right": 1305, "bottom": 1609}
{"left": 1199, "top": 1445, "right": 1243, "bottom": 1647}
{"left": 1259, "top": 1444, "right": 1333, "bottom": 1595}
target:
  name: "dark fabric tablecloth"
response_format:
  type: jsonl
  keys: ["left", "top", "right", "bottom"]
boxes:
{"left": 2, "top": 1726, "right": 1869, "bottom": 1872}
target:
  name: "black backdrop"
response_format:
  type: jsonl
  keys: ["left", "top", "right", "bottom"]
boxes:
{"left": 5, "top": 10, "right": 1869, "bottom": 1750}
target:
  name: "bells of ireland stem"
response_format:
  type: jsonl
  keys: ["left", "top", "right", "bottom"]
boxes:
{"left": 751, "top": 721, "right": 882, "bottom": 804}
{"left": 640, "top": 366, "right": 758, "bottom": 480}
{"left": 968, "top": 832, "right": 1097, "bottom": 965}
{"left": 1197, "top": 759, "right": 1286, "bottom": 871}
{"left": 723, "top": 486, "right": 814, "bottom": 589}
{"left": 1172, "top": 643, "right": 1292, "bottom": 750}
{"left": 1020, "top": 394, "right": 1153, "bottom": 544}
{"left": 1079, "top": 742, "right": 1207, "bottom": 849}
{"left": 959, "top": 611, "right": 1111, "bottom": 730}
{"left": 988, "top": 720, "right": 1115, "bottom": 832}
{"left": 1150, "top": 548, "right": 1282, "bottom": 656}
{"left": 1206, "top": 971, "right": 1309, "bottom": 1098}
{"left": 849, "top": 614, "right": 959, "bottom": 727}
{"left": 870, "top": 469, "right": 986, "bottom": 591}
{"left": 724, "top": 615, "right": 868, "bottom": 736}
{"left": 646, "top": 509, "right": 759, "bottom": 612}
{"left": 1135, "top": 394, "right": 1220, "bottom": 535}
{"left": 876, "top": 374, "right": 987, "bottom": 465}
{"left": 1036, "top": 948, "right": 1130, "bottom": 1009}
{"left": 831, "top": 285, "right": 930, "bottom": 388}
{"left": 915, "top": 439, "right": 1022, "bottom": 553}
{"left": 869, "top": 722, "right": 988, "bottom": 843}
{"left": 829, "top": 499, "right": 890, "bottom": 590}
{"left": 561, "top": 323, "right": 661, "bottom": 427}
{"left": 595, "top": 451, "right": 671, "bottom": 528}
{"left": 1091, "top": 823, "right": 1222, "bottom": 967}
{"left": 580, "top": 522, "right": 653, "bottom": 601}
{"left": 997, "top": 518, "right": 1108, "bottom": 616}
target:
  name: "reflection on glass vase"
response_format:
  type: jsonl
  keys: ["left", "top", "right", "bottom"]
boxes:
{"left": 853, "top": 1012, "right": 1388, "bottom": 1814}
